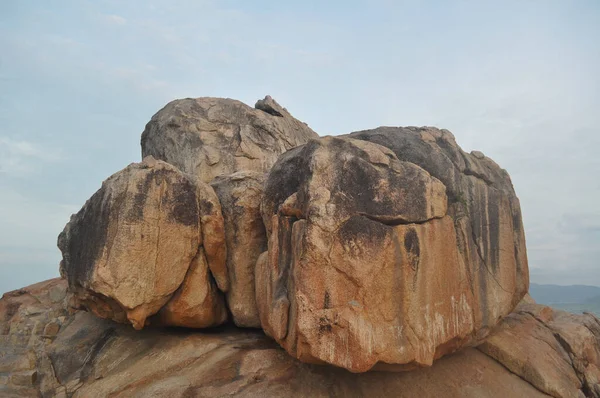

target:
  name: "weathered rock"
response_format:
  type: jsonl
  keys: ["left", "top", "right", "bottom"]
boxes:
{"left": 0, "top": 279, "right": 68, "bottom": 397}
{"left": 0, "top": 279, "right": 68, "bottom": 344}
{"left": 141, "top": 95, "right": 318, "bottom": 184}
{"left": 4, "top": 280, "right": 588, "bottom": 397}
{"left": 58, "top": 156, "right": 228, "bottom": 330}
{"left": 347, "top": 127, "right": 529, "bottom": 332}
{"left": 211, "top": 171, "right": 267, "bottom": 328}
{"left": 258, "top": 136, "right": 492, "bottom": 372}
{"left": 154, "top": 247, "right": 228, "bottom": 328}
{"left": 9, "top": 370, "right": 37, "bottom": 386}
{"left": 480, "top": 302, "right": 600, "bottom": 397}
{"left": 42, "top": 322, "right": 60, "bottom": 337}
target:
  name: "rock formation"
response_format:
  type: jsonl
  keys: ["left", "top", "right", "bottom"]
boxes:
{"left": 58, "top": 156, "right": 228, "bottom": 330}
{"left": 141, "top": 95, "right": 318, "bottom": 183}
{"left": 480, "top": 302, "right": 600, "bottom": 397}
{"left": 347, "top": 127, "right": 529, "bottom": 331}
{"left": 257, "top": 135, "right": 526, "bottom": 372}
{"left": 2, "top": 279, "right": 599, "bottom": 397}
{"left": 4, "top": 94, "right": 596, "bottom": 396}
{"left": 63, "top": 97, "right": 529, "bottom": 370}
{"left": 210, "top": 171, "right": 267, "bottom": 328}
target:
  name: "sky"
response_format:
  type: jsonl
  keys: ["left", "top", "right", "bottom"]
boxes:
{"left": 0, "top": 0, "right": 599, "bottom": 294}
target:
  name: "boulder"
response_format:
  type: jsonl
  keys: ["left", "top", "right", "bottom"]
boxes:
{"left": 58, "top": 156, "right": 227, "bottom": 330}
{"left": 258, "top": 136, "right": 488, "bottom": 372}
{"left": 211, "top": 171, "right": 267, "bottom": 328}
{"left": 480, "top": 302, "right": 600, "bottom": 397}
{"left": 141, "top": 95, "right": 318, "bottom": 184}
{"left": 347, "top": 127, "right": 529, "bottom": 332}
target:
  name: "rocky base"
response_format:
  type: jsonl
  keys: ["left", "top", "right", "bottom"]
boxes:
{"left": 2, "top": 279, "right": 599, "bottom": 397}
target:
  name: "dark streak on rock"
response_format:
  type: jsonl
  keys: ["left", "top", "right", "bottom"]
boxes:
{"left": 169, "top": 179, "right": 199, "bottom": 227}
{"left": 404, "top": 228, "right": 420, "bottom": 271}
{"left": 324, "top": 291, "right": 331, "bottom": 309}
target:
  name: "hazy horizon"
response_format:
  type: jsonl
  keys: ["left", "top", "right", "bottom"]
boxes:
{"left": 1, "top": 1, "right": 599, "bottom": 294}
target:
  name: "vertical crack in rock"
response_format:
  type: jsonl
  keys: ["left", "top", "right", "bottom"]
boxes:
{"left": 153, "top": 178, "right": 164, "bottom": 277}
{"left": 470, "top": 228, "right": 512, "bottom": 295}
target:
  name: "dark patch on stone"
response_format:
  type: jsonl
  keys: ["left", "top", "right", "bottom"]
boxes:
{"left": 258, "top": 107, "right": 284, "bottom": 117}
{"left": 511, "top": 205, "right": 523, "bottom": 235}
{"left": 404, "top": 228, "right": 420, "bottom": 271}
{"left": 126, "top": 170, "right": 156, "bottom": 222}
{"left": 330, "top": 136, "right": 430, "bottom": 221}
{"left": 324, "top": 291, "right": 331, "bottom": 309}
{"left": 255, "top": 97, "right": 285, "bottom": 117}
{"left": 2, "top": 301, "right": 21, "bottom": 322}
{"left": 338, "top": 215, "right": 390, "bottom": 251}
{"left": 169, "top": 179, "right": 199, "bottom": 227}
{"left": 349, "top": 128, "right": 460, "bottom": 201}
{"left": 274, "top": 217, "right": 296, "bottom": 301}
{"left": 198, "top": 198, "right": 214, "bottom": 215}
{"left": 184, "top": 128, "right": 205, "bottom": 150}
{"left": 487, "top": 197, "right": 501, "bottom": 273}
{"left": 318, "top": 317, "right": 332, "bottom": 334}
{"left": 334, "top": 155, "right": 386, "bottom": 214}
{"left": 58, "top": 185, "right": 115, "bottom": 287}
{"left": 263, "top": 144, "right": 313, "bottom": 220}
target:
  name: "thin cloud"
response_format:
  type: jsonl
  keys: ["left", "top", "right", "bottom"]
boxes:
{"left": 103, "top": 14, "right": 127, "bottom": 26}
{"left": 0, "top": 137, "right": 63, "bottom": 175}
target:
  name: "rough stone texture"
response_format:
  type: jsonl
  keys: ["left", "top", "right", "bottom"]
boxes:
{"left": 211, "top": 171, "right": 267, "bottom": 328}
{"left": 347, "top": 127, "right": 529, "bottom": 334}
{"left": 42, "top": 322, "right": 60, "bottom": 337}
{"left": 258, "top": 136, "right": 489, "bottom": 372}
{"left": 480, "top": 302, "right": 600, "bottom": 397}
{"left": 57, "top": 156, "right": 227, "bottom": 330}
{"left": 141, "top": 95, "right": 318, "bottom": 184}
{"left": 154, "top": 247, "right": 228, "bottom": 328}
{"left": 10, "top": 370, "right": 37, "bottom": 386}
{"left": 8, "top": 279, "right": 599, "bottom": 397}
{"left": 0, "top": 279, "right": 68, "bottom": 398}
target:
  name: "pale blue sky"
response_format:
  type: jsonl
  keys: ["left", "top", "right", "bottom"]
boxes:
{"left": 1, "top": 0, "right": 599, "bottom": 293}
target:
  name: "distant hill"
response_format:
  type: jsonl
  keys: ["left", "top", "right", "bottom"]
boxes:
{"left": 529, "top": 283, "right": 600, "bottom": 304}
{"left": 530, "top": 283, "right": 600, "bottom": 316}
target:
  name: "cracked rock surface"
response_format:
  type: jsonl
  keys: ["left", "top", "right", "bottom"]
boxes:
{"left": 58, "top": 156, "right": 227, "bottom": 330}
{"left": 211, "top": 171, "right": 268, "bottom": 328}
{"left": 141, "top": 95, "right": 318, "bottom": 184}
{"left": 348, "top": 127, "right": 529, "bottom": 333}
{"left": 480, "top": 301, "right": 600, "bottom": 397}
{"left": 258, "top": 136, "right": 472, "bottom": 371}
{"left": 257, "top": 134, "right": 528, "bottom": 372}
{"left": 3, "top": 279, "right": 600, "bottom": 397}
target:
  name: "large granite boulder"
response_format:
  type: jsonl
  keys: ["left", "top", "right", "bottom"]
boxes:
{"left": 58, "top": 156, "right": 228, "bottom": 330}
{"left": 257, "top": 135, "right": 528, "bottom": 372}
{"left": 141, "top": 95, "right": 318, "bottom": 184}
{"left": 2, "top": 278, "right": 599, "bottom": 397}
{"left": 210, "top": 171, "right": 268, "bottom": 328}
{"left": 347, "top": 127, "right": 529, "bottom": 331}
{"left": 480, "top": 302, "right": 600, "bottom": 397}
